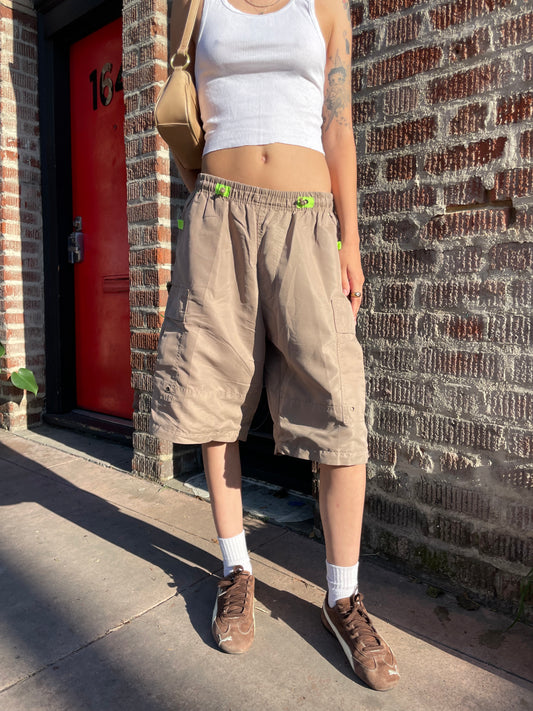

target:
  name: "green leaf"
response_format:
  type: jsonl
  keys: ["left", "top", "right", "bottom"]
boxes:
{"left": 0, "top": 343, "right": 5, "bottom": 358}
{"left": 11, "top": 368, "right": 38, "bottom": 396}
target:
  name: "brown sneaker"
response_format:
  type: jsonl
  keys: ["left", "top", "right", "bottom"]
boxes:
{"left": 321, "top": 592, "right": 400, "bottom": 691}
{"left": 212, "top": 566, "right": 255, "bottom": 654}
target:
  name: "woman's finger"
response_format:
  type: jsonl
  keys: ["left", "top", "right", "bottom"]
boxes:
{"left": 350, "top": 292, "right": 362, "bottom": 319}
{"left": 341, "top": 273, "right": 350, "bottom": 297}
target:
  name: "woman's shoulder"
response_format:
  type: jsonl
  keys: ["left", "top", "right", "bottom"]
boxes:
{"left": 313, "top": 0, "right": 349, "bottom": 45}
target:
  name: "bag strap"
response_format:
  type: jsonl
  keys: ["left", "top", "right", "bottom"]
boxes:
{"left": 170, "top": 0, "right": 201, "bottom": 66}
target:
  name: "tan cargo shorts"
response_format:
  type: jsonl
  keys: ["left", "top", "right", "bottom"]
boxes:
{"left": 149, "top": 173, "right": 368, "bottom": 466}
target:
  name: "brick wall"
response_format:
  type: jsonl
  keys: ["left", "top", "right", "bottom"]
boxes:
{"left": 122, "top": 0, "right": 200, "bottom": 480}
{"left": 353, "top": 0, "right": 532, "bottom": 613}
{"left": 0, "top": 1, "right": 44, "bottom": 429}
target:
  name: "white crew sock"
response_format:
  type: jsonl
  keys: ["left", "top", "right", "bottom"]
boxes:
{"left": 326, "top": 560, "right": 359, "bottom": 608}
{"left": 218, "top": 530, "right": 252, "bottom": 577}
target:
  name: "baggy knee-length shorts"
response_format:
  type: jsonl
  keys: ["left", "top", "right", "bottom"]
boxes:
{"left": 149, "top": 174, "right": 368, "bottom": 466}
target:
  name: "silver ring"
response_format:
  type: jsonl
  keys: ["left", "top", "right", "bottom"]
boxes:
{"left": 351, "top": 291, "right": 362, "bottom": 298}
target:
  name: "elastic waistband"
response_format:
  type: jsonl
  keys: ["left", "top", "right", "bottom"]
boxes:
{"left": 195, "top": 173, "right": 334, "bottom": 210}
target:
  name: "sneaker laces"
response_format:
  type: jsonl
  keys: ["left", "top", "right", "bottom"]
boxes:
{"left": 218, "top": 566, "right": 251, "bottom": 618}
{"left": 340, "top": 594, "right": 382, "bottom": 652}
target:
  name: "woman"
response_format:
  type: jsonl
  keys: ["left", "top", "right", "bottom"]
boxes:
{"left": 150, "top": 0, "right": 399, "bottom": 691}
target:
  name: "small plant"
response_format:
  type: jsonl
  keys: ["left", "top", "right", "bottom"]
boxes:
{"left": 0, "top": 343, "right": 38, "bottom": 396}
{"left": 507, "top": 567, "right": 533, "bottom": 630}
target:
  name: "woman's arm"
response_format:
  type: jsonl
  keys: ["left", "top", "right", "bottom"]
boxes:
{"left": 170, "top": 149, "right": 200, "bottom": 193}
{"left": 321, "top": 0, "right": 364, "bottom": 321}
{"left": 167, "top": 0, "right": 203, "bottom": 192}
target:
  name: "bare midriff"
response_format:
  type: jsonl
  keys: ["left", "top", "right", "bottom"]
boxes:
{"left": 201, "top": 143, "right": 332, "bottom": 193}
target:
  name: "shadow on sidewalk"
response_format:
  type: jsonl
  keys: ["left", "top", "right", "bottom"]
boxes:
{"left": 1, "top": 436, "right": 531, "bottom": 708}
{"left": 0, "top": 441, "right": 365, "bottom": 701}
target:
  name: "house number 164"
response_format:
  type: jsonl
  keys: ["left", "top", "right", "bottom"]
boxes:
{"left": 89, "top": 63, "right": 123, "bottom": 111}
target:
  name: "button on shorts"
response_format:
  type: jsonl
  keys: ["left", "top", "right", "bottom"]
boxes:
{"left": 149, "top": 173, "right": 368, "bottom": 466}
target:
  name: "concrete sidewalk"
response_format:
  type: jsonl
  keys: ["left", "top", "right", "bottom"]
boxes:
{"left": 0, "top": 427, "right": 532, "bottom": 711}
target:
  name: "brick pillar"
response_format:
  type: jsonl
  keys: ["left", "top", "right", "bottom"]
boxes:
{"left": 122, "top": 0, "right": 200, "bottom": 480}
{"left": 352, "top": 0, "right": 532, "bottom": 613}
{"left": 0, "top": 1, "right": 44, "bottom": 430}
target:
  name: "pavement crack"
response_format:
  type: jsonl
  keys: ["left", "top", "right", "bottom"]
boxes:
{"left": 0, "top": 592, "right": 178, "bottom": 695}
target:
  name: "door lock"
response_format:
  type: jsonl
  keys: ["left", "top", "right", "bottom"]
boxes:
{"left": 68, "top": 216, "right": 84, "bottom": 264}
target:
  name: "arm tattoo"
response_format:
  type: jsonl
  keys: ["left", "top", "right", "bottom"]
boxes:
{"left": 323, "top": 50, "right": 350, "bottom": 132}
{"left": 342, "top": 0, "right": 350, "bottom": 22}
{"left": 343, "top": 29, "right": 350, "bottom": 55}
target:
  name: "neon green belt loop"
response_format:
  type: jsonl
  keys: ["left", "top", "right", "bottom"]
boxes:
{"left": 215, "top": 183, "right": 231, "bottom": 197}
{"left": 337, "top": 240, "right": 342, "bottom": 250}
{"left": 296, "top": 196, "right": 315, "bottom": 208}
{"left": 177, "top": 219, "right": 184, "bottom": 229}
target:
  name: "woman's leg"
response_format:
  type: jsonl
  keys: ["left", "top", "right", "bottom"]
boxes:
{"left": 319, "top": 463, "right": 400, "bottom": 690}
{"left": 202, "top": 440, "right": 252, "bottom": 575}
{"left": 202, "top": 440, "right": 244, "bottom": 539}
{"left": 203, "top": 441, "right": 255, "bottom": 655}
{"left": 319, "top": 462, "right": 366, "bottom": 567}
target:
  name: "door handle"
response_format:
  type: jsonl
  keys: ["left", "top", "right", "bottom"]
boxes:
{"left": 68, "top": 216, "right": 84, "bottom": 263}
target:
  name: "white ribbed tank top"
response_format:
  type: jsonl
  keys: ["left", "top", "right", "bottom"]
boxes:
{"left": 195, "top": 0, "right": 326, "bottom": 155}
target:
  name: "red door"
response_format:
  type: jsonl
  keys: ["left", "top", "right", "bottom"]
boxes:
{"left": 69, "top": 19, "right": 132, "bottom": 419}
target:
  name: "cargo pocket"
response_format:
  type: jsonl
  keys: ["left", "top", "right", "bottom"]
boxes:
{"left": 331, "top": 296, "right": 363, "bottom": 425}
{"left": 155, "top": 286, "right": 190, "bottom": 401}
{"left": 164, "top": 285, "right": 189, "bottom": 325}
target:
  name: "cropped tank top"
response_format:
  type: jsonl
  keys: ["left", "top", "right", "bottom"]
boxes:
{"left": 195, "top": 0, "right": 326, "bottom": 155}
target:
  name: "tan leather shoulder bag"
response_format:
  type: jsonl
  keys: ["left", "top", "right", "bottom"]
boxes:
{"left": 154, "top": 0, "right": 205, "bottom": 170}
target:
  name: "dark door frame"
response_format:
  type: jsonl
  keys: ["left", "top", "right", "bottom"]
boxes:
{"left": 35, "top": 0, "right": 122, "bottom": 415}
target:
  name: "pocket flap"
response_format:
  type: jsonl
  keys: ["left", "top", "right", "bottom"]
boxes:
{"left": 331, "top": 295, "right": 355, "bottom": 334}
{"left": 165, "top": 286, "right": 189, "bottom": 323}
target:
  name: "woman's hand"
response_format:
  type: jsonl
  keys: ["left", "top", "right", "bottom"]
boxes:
{"left": 339, "top": 239, "right": 365, "bottom": 322}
